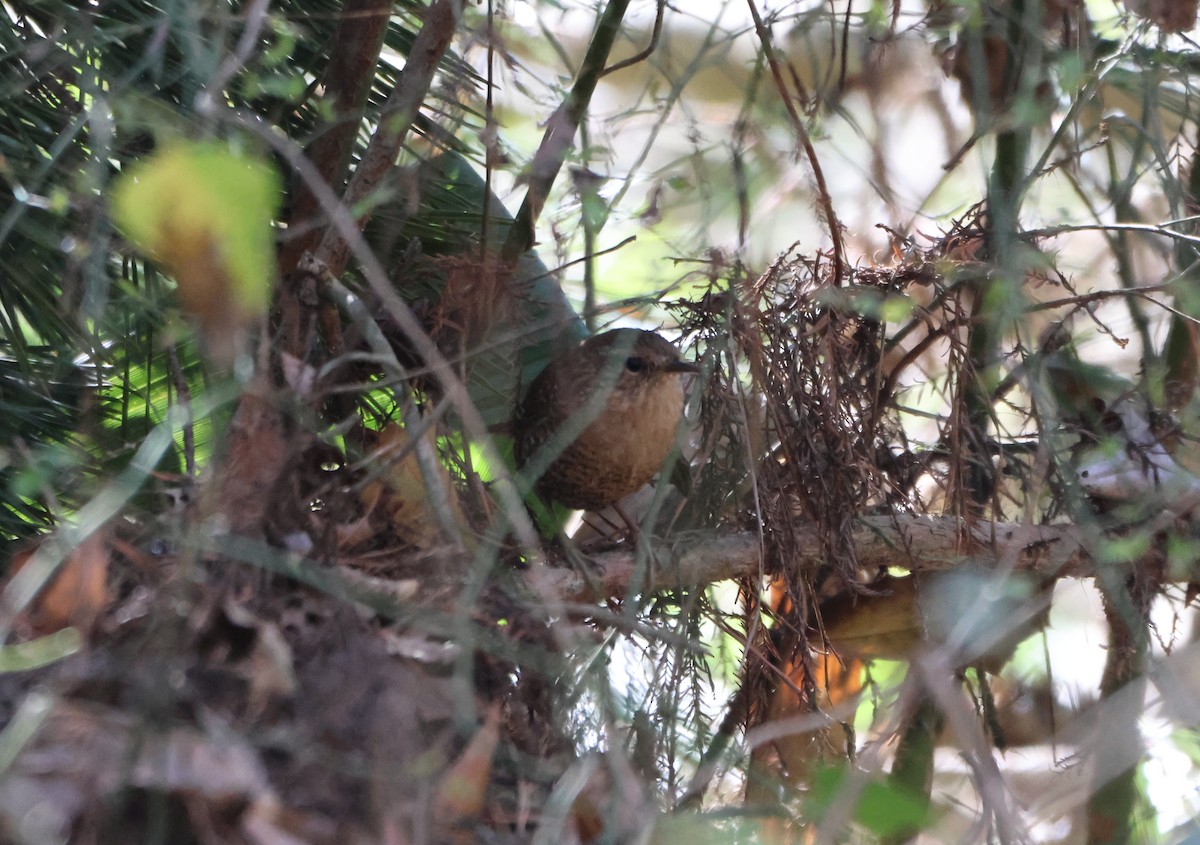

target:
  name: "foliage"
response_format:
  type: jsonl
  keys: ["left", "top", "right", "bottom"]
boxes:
{"left": 3, "top": 1, "right": 1200, "bottom": 844}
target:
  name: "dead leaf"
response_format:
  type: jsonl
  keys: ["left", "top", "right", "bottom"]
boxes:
{"left": 110, "top": 142, "right": 281, "bottom": 365}
{"left": 196, "top": 602, "right": 298, "bottom": 716}
{"left": 8, "top": 528, "right": 110, "bottom": 636}
{"left": 0, "top": 700, "right": 280, "bottom": 844}
{"left": 569, "top": 754, "right": 651, "bottom": 844}
{"left": 337, "top": 484, "right": 384, "bottom": 550}
{"left": 359, "top": 423, "right": 464, "bottom": 550}
{"left": 433, "top": 703, "right": 502, "bottom": 823}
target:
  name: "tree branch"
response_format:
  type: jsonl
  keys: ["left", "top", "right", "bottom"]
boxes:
{"left": 501, "top": 0, "right": 634, "bottom": 263}
{"left": 277, "top": 0, "right": 393, "bottom": 359}
{"left": 315, "top": 0, "right": 465, "bottom": 279}
{"left": 599, "top": 0, "right": 664, "bottom": 79}
{"left": 525, "top": 515, "right": 1090, "bottom": 603}
{"left": 281, "top": 0, "right": 393, "bottom": 265}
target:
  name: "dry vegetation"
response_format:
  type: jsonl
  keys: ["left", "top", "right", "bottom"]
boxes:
{"left": 5, "top": 1, "right": 1200, "bottom": 844}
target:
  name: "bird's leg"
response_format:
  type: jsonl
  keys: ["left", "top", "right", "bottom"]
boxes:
{"left": 576, "top": 505, "right": 639, "bottom": 550}
{"left": 613, "top": 502, "right": 641, "bottom": 545}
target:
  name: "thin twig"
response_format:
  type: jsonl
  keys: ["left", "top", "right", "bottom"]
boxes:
{"left": 745, "top": 0, "right": 845, "bottom": 285}
{"left": 300, "top": 252, "right": 465, "bottom": 548}
{"left": 1020, "top": 219, "right": 1200, "bottom": 247}
{"left": 280, "top": 0, "right": 393, "bottom": 256}
{"left": 918, "top": 653, "right": 1029, "bottom": 845}
{"left": 501, "top": 0, "right": 634, "bottom": 263}
{"left": 599, "top": 0, "right": 666, "bottom": 78}
{"left": 526, "top": 517, "right": 1091, "bottom": 604}
{"left": 277, "top": 0, "right": 397, "bottom": 361}
{"left": 1021, "top": 281, "right": 1175, "bottom": 312}
{"left": 481, "top": 0, "right": 496, "bottom": 262}
{"left": 580, "top": 127, "right": 598, "bottom": 332}
{"left": 199, "top": 0, "right": 272, "bottom": 110}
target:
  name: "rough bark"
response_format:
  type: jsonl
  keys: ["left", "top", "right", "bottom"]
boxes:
{"left": 525, "top": 515, "right": 1090, "bottom": 604}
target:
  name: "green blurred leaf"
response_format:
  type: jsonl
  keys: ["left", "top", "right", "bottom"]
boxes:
{"left": 111, "top": 142, "right": 282, "bottom": 318}
{"left": 1099, "top": 530, "right": 1153, "bottom": 563}
{"left": 809, "top": 764, "right": 932, "bottom": 837}
{"left": 581, "top": 192, "right": 609, "bottom": 231}
{"left": 0, "top": 628, "right": 83, "bottom": 673}
{"left": 814, "top": 286, "right": 913, "bottom": 321}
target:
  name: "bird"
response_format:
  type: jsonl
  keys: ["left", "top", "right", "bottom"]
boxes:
{"left": 514, "top": 328, "right": 698, "bottom": 512}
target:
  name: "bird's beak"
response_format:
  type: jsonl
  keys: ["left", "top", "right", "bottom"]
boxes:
{"left": 666, "top": 360, "right": 701, "bottom": 374}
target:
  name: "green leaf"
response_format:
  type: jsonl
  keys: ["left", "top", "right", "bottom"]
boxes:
{"left": 0, "top": 628, "right": 83, "bottom": 673}
{"left": 1099, "top": 531, "right": 1153, "bottom": 563}
{"left": 581, "top": 191, "right": 609, "bottom": 231}
{"left": 111, "top": 141, "right": 282, "bottom": 318}
{"left": 813, "top": 286, "right": 913, "bottom": 321}
{"left": 809, "top": 764, "right": 932, "bottom": 837}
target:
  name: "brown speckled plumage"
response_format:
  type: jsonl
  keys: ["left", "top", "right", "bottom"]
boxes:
{"left": 514, "top": 329, "right": 697, "bottom": 510}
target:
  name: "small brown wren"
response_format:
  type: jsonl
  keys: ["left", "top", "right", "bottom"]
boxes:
{"left": 514, "top": 328, "right": 698, "bottom": 511}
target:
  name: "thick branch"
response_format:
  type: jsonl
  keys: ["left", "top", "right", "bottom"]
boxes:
{"left": 526, "top": 515, "right": 1090, "bottom": 603}
{"left": 283, "top": 0, "right": 393, "bottom": 259}
{"left": 315, "top": 0, "right": 464, "bottom": 278}
{"left": 277, "top": 0, "right": 393, "bottom": 359}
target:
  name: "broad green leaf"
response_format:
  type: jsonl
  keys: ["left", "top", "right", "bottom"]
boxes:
{"left": 111, "top": 142, "right": 281, "bottom": 320}
{"left": 809, "top": 764, "right": 932, "bottom": 837}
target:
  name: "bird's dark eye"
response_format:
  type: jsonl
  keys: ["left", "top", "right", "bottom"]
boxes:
{"left": 624, "top": 356, "right": 646, "bottom": 373}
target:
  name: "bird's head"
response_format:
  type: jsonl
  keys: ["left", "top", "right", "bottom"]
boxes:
{"left": 576, "top": 328, "right": 698, "bottom": 404}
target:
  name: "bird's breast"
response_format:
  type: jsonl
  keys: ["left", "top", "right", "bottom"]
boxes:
{"left": 536, "top": 377, "right": 686, "bottom": 510}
